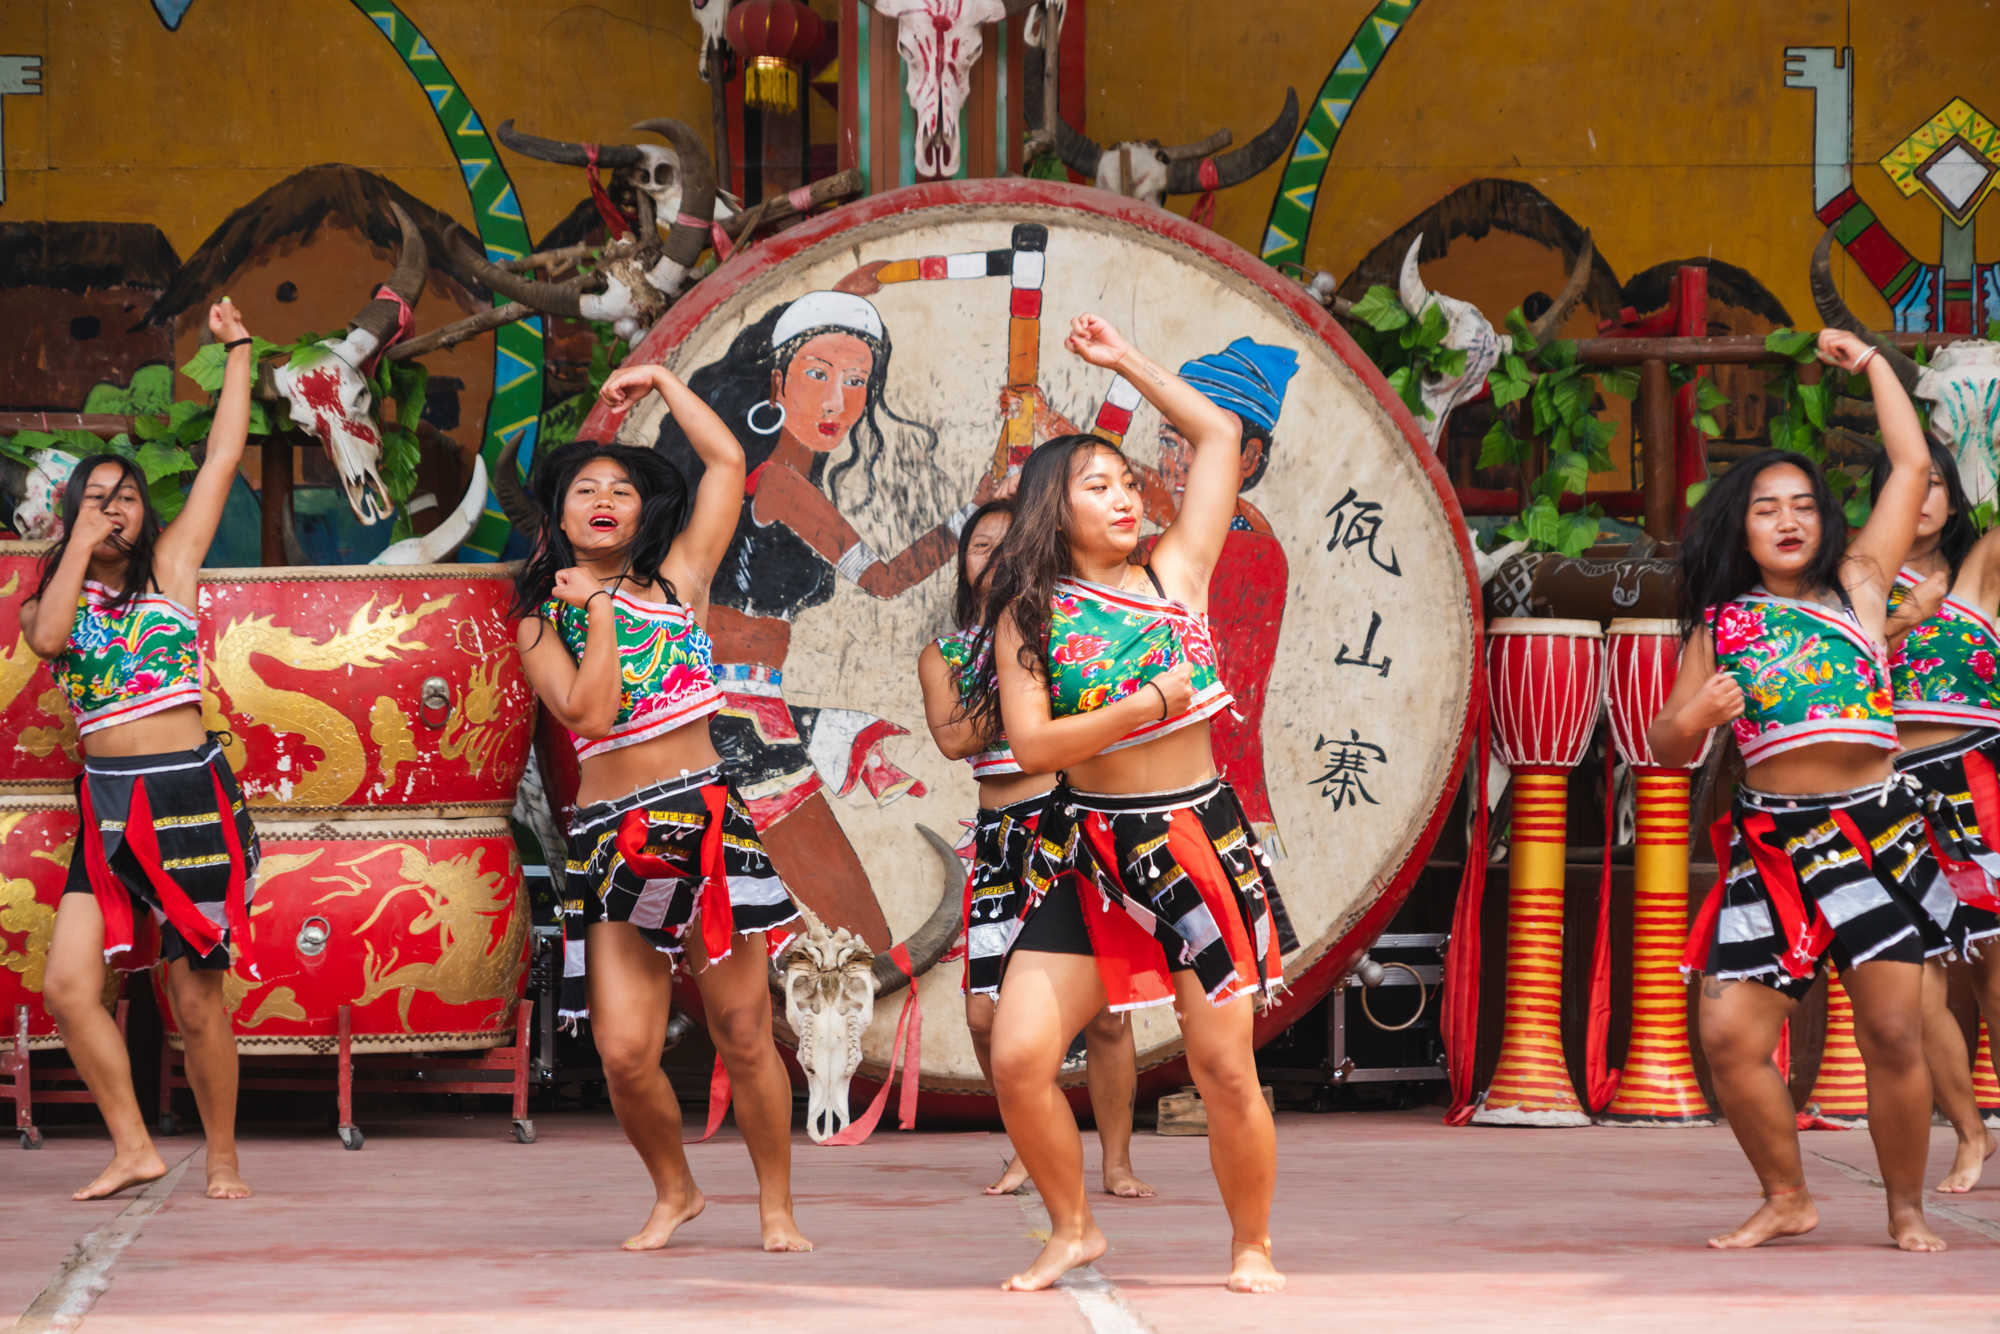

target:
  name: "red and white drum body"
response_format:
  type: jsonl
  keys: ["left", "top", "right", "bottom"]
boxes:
{"left": 0, "top": 795, "right": 103, "bottom": 1052}
{"left": 0, "top": 543, "right": 82, "bottom": 790}
{"left": 1603, "top": 618, "right": 1709, "bottom": 772}
{"left": 1476, "top": 618, "right": 1602, "bottom": 1127}
{"left": 159, "top": 816, "right": 529, "bottom": 1054}
{"left": 1486, "top": 617, "right": 1606, "bottom": 773}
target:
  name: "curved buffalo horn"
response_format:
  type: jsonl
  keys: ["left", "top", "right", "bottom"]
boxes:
{"left": 1162, "top": 129, "right": 1232, "bottom": 163}
{"left": 496, "top": 119, "right": 644, "bottom": 169}
{"left": 371, "top": 455, "right": 488, "bottom": 566}
{"left": 491, "top": 426, "right": 541, "bottom": 540}
{"left": 348, "top": 203, "right": 428, "bottom": 349}
{"left": 631, "top": 118, "right": 716, "bottom": 271}
{"left": 1524, "top": 229, "right": 1595, "bottom": 347}
{"left": 449, "top": 225, "right": 595, "bottom": 318}
{"left": 870, "top": 824, "right": 970, "bottom": 998}
{"left": 1398, "top": 233, "right": 1431, "bottom": 317}
{"left": 1022, "top": 42, "right": 1104, "bottom": 178}
{"left": 1810, "top": 226, "right": 1922, "bottom": 394}
{"left": 1163, "top": 87, "right": 1298, "bottom": 194}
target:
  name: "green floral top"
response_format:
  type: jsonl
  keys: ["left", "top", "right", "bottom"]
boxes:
{"left": 1705, "top": 589, "right": 1896, "bottom": 765}
{"left": 543, "top": 588, "right": 721, "bottom": 760}
{"left": 50, "top": 580, "right": 203, "bottom": 736}
{"left": 937, "top": 627, "right": 1019, "bottom": 778}
{"left": 1886, "top": 565, "right": 2000, "bottom": 728}
{"left": 1046, "top": 576, "right": 1233, "bottom": 754}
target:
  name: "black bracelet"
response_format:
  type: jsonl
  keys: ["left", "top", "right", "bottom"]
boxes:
{"left": 584, "top": 589, "right": 612, "bottom": 612}
{"left": 222, "top": 337, "right": 254, "bottom": 351}
{"left": 1148, "top": 679, "right": 1169, "bottom": 720}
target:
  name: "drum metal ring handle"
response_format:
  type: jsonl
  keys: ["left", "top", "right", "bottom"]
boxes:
{"left": 297, "top": 915, "right": 333, "bottom": 957}
{"left": 420, "top": 676, "right": 451, "bottom": 729}
{"left": 1358, "top": 960, "right": 1427, "bottom": 1032}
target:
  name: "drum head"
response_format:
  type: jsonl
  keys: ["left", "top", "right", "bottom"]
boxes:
{"left": 1488, "top": 616, "right": 1605, "bottom": 638}
{"left": 1606, "top": 617, "right": 1682, "bottom": 637}
{"left": 598, "top": 182, "right": 1478, "bottom": 1092}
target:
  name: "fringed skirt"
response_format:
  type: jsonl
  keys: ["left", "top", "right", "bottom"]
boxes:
{"left": 961, "top": 795, "right": 1042, "bottom": 998}
{"left": 1009, "top": 777, "right": 1289, "bottom": 1012}
{"left": 1896, "top": 729, "right": 2000, "bottom": 952}
{"left": 1684, "top": 779, "right": 1956, "bottom": 1000}
{"left": 63, "top": 736, "right": 260, "bottom": 975}
{"left": 559, "top": 764, "right": 799, "bottom": 1019}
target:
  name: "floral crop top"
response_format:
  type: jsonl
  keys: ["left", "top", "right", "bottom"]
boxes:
{"left": 1046, "top": 573, "right": 1232, "bottom": 753}
{"left": 936, "top": 627, "right": 1020, "bottom": 779}
{"left": 1886, "top": 566, "right": 2000, "bottom": 728}
{"left": 1705, "top": 588, "right": 1897, "bottom": 765}
{"left": 50, "top": 580, "right": 203, "bottom": 736}
{"left": 542, "top": 588, "right": 723, "bottom": 760}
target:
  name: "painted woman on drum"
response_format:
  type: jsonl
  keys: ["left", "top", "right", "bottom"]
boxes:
{"left": 20, "top": 300, "right": 262, "bottom": 1204}
{"left": 655, "top": 291, "right": 1002, "bottom": 948}
{"left": 512, "top": 371, "right": 810, "bottom": 1255}
{"left": 916, "top": 497, "right": 1155, "bottom": 1202}
{"left": 1649, "top": 328, "right": 1948, "bottom": 1253}
{"left": 967, "top": 314, "right": 1287, "bottom": 1294}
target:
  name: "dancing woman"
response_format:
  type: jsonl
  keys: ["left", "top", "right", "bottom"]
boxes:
{"left": 513, "top": 365, "right": 806, "bottom": 1253}
{"left": 1649, "top": 328, "right": 1952, "bottom": 1252}
{"left": 1868, "top": 441, "right": 2000, "bottom": 1192}
{"left": 21, "top": 301, "right": 261, "bottom": 1202}
{"left": 969, "top": 314, "right": 1285, "bottom": 1293}
{"left": 916, "top": 497, "right": 1153, "bottom": 1201}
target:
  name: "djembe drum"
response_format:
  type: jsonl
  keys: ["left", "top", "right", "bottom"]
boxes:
{"left": 1597, "top": 618, "right": 1714, "bottom": 1125}
{"left": 1474, "top": 618, "right": 1604, "bottom": 1126}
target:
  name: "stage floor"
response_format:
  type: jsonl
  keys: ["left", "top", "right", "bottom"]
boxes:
{"left": 5, "top": 1108, "right": 1997, "bottom": 1332}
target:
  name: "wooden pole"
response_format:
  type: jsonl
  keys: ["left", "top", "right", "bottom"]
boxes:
{"left": 260, "top": 431, "right": 293, "bottom": 567}
{"left": 1641, "top": 358, "right": 1673, "bottom": 540}
{"left": 1574, "top": 330, "right": 1966, "bottom": 366}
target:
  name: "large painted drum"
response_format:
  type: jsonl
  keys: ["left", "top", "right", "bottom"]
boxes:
{"left": 0, "top": 794, "right": 90, "bottom": 1052}
{"left": 584, "top": 180, "right": 1479, "bottom": 1108}
{"left": 0, "top": 543, "right": 81, "bottom": 790}
{"left": 159, "top": 816, "right": 529, "bottom": 1053}
{"left": 198, "top": 565, "right": 534, "bottom": 815}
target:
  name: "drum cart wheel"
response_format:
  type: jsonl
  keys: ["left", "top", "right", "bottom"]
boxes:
{"left": 19, "top": 1125, "right": 41, "bottom": 1149}
{"left": 511, "top": 1118, "right": 536, "bottom": 1144}
{"left": 158, "top": 1111, "right": 179, "bottom": 1137}
{"left": 338, "top": 1124, "right": 364, "bottom": 1151}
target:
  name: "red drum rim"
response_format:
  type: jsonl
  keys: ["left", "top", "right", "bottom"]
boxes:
{"left": 198, "top": 562, "right": 525, "bottom": 582}
{"left": 1606, "top": 617, "right": 1683, "bottom": 636}
{"left": 253, "top": 814, "right": 517, "bottom": 839}
{"left": 1487, "top": 616, "right": 1604, "bottom": 638}
{"left": 0, "top": 792, "right": 75, "bottom": 811}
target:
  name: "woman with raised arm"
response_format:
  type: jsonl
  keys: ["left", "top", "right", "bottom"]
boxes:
{"left": 22, "top": 301, "right": 262, "bottom": 1203}
{"left": 1649, "top": 328, "right": 1955, "bottom": 1253}
{"left": 969, "top": 315, "right": 1285, "bottom": 1294}
{"left": 1868, "top": 441, "right": 2000, "bottom": 1192}
{"left": 916, "top": 497, "right": 1154, "bottom": 1202}
{"left": 512, "top": 366, "right": 806, "bottom": 1254}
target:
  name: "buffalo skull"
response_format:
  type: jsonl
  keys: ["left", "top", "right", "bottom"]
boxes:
{"left": 862, "top": 0, "right": 1041, "bottom": 180}
{"left": 1810, "top": 226, "right": 2000, "bottom": 508}
{"left": 775, "top": 825, "right": 966, "bottom": 1143}
{"left": 691, "top": 0, "right": 732, "bottom": 81}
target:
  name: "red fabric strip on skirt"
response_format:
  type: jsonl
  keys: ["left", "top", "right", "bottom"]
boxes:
{"left": 105, "top": 775, "right": 239, "bottom": 968}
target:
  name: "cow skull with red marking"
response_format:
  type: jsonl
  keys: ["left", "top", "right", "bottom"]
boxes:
{"left": 862, "top": 0, "right": 1041, "bottom": 180}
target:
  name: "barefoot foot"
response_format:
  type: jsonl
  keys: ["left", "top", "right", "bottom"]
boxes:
{"left": 1102, "top": 1164, "right": 1156, "bottom": 1198}
{"left": 1935, "top": 1129, "right": 1996, "bottom": 1194}
{"left": 1228, "top": 1239, "right": 1286, "bottom": 1293}
{"left": 204, "top": 1161, "right": 252, "bottom": 1200}
{"left": 1707, "top": 1188, "right": 1818, "bottom": 1249}
{"left": 1000, "top": 1228, "right": 1107, "bottom": 1291}
{"left": 761, "top": 1207, "right": 813, "bottom": 1253}
{"left": 73, "top": 1147, "right": 168, "bottom": 1202}
{"left": 983, "top": 1155, "right": 1030, "bottom": 1196}
{"left": 1891, "top": 1206, "right": 1948, "bottom": 1252}
{"left": 624, "top": 1189, "right": 705, "bottom": 1250}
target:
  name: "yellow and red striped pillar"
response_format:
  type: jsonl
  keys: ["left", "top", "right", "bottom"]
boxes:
{"left": 1973, "top": 1017, "right": 2000, "bottom": 1128}
{"left": 1473, "top": 768, "right": 1592, "bottom": 1125}
{"left": 1599, "top": 772, "right": 1714, "bottom": 1125}
{"left": 1802, "top": 967, "right": 1869, "bottom": 1127}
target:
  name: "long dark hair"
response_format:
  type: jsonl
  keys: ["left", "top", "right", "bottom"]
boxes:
{"left": 964, "top": 435, "right": 1129, "bottom": 739}
{"left": 33, "top": 454, "right": 160, "bottom": 613}
{"left": 509, "top": 441, "right": 689, "bottom": 623}
{"left": 952, "top": 498, "right": 1013, "bottom": 630}
{"left": 1678, "top": 448, "right": 1847, "bottom": 638}
{"left": 654, "top": 300, "right": 938, "bottom": 518}
{"left": 1868, "top": 433, "right": 1973, "bottom": 587}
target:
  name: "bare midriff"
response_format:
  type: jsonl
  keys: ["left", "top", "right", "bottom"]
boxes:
{"left": 574, "top": 719, "right": 726, "bottom": 809}
{"left": 81, "top": 703, "right": 210, "bottom": 759}
{"left": 1743, "top": 740, "right": 1897, "bottom": 797}
{"left": 1064, "top": 719, "right": 1218, "bottom": 797}
{"left": 979, "top": 769, "right": 1057, "bottom": 810}
{"left": 1896, "top": 720, "right": 1984, "bottom": 754}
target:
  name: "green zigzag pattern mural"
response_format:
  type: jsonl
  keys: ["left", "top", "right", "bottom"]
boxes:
{"left": 357, "top": 0, "right": 539, "bottom": 561}
{"left": 1260, "top": 0, "right": 1420, "bottom": 270}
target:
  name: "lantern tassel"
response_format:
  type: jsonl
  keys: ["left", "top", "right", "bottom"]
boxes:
{"left": 745, "top": 56, "right": 801, "bottom": 112}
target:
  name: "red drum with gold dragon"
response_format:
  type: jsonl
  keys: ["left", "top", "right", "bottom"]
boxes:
{"left": 0, "top": 544, "right": 83, "bottom": 789}
{"left": 0, "top": 794, "right": 114, "bottom": 1052}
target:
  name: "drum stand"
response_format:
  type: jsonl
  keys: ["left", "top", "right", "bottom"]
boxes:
{"left": 5, "top": 1002, "right": 129, "bottom": 1150}
{"left": 159, "top": 1001, "right": 538, "bottom": 1150}
{"left": 1974, "top": 1018, "right": 2000, "bottom": 1129}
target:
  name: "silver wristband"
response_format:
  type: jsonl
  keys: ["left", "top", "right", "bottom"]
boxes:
{"left": 946, "top": 500, "right": 982, "bottom": 539}
{"left": 836, "top": 540, "right": 881, "bottom": 584}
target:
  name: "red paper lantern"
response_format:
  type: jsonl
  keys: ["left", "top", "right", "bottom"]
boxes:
{"left": 726, "top": 0, "right": 825, "bottom": 113}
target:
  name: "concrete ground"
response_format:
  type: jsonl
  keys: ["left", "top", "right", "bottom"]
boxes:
{"left": 4, "top": 1108, "right": 1998, "bottom": 1333}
